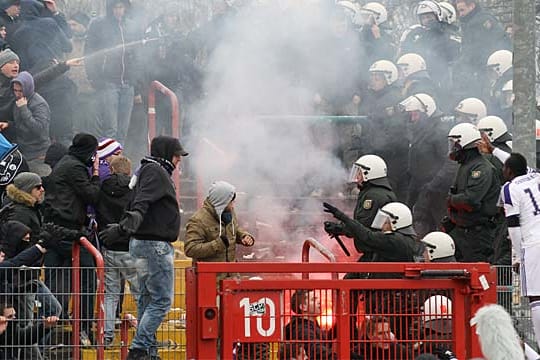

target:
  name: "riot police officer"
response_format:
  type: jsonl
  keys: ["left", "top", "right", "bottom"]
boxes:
{"left": 443, "top": 123, "right": 501, "bottom": 262}
{"left": 324, "top": 154, "right": 397, "bottom": 259}
{"left": 399, "top": 93, "right": 457, "bottom": 237}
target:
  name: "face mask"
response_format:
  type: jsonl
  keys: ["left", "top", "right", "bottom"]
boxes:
{"left": 221, "top": 211, "right": 233, "bottom": 224}
{"left": 448, "top": 139, "right": 464, "bottom": 161}
{"left": 371, "top": 209, "right": 392, "bottom": 230}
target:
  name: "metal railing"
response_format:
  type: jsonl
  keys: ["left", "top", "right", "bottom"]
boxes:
{"left": 71, "top": 237, "right": 105, "bottom": 360}
{"left": 147, "top": 80, "right": 182, "bottom": 203}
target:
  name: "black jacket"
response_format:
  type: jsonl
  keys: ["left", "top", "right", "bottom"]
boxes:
{"left": 3, "top": 184, "right": 42, "bottom": 241}
{"left": 10, "top": 0, "right": 72, "bottom": 70}
{"left": 84, "top": 1, "right": 140, "bottom": 88}
{"left": 125, "top": 158, "right": 180, "bottom": 242}
{"left": 0, "top": 318, "right": 47, "bottom": 360}
{"left": 43, "top": 153, "right": 100, "bottom": 230}
{"left": 284, "top": 317, "right": 337, "bottom": 360}
{"left": 96, "top": 173, "right": 132, "bottom": 251}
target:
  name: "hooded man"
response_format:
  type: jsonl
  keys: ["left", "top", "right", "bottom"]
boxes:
{"left": 42, "top": 133, "right": 100, "bottom": 342}
{"left": 11, "top": 71, "right": 50, "bottom": 175}
{"left": 84, "top": 0, "right": 140, "bottom": 145}
{"left": 99, "top": 135, "right": 187, "bottom": 360}
{"left": 10, "top": 0, "right": 72, "bottom": 70}
{"left": 185, "top": 180, "right": 255, "bottom": 264}
{"left": 0, "top": 0, "right": 19, "bottom": 42}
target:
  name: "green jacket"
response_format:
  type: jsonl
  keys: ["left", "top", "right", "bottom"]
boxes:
{"left": 353, "top": 180, "right": 397, "bottom": 228}
{"left": 184, "top": 199, "right": 252, "bottom": 263}
{"left": 448, "top": 150, "right": 500, "bottom": 227}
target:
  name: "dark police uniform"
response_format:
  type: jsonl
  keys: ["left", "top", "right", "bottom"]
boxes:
{"left": 447, "top": 150, "right": 500, "bottom": 262}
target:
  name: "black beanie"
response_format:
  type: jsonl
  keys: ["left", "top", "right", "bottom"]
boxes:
{"left": 69, "top": 133, "right": 98, "bottom": 164}
{"left": 44, "top": 143, "right": 68, "bottom": 168}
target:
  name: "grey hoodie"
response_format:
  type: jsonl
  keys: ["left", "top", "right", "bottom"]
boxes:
{"left": 207, "top": 180, "right": 236, "bottom": 237}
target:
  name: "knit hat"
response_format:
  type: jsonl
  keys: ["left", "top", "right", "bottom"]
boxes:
{"left": 70, "top": 11, "right": 90, "bottom": 28}
{"left": 97, "top": 138, "right": 123, "bottom": 160}
{"left": 13, "top": 172, "right": 41, "bottom": 193}
{"left": 0, "top": 49, "right": 19, "bottom": 69}
{"left": 68, "top": 133, "right": 98, "bottom": 164}
{"left": 44, "top": 143, "right": 68, "bottom": 168}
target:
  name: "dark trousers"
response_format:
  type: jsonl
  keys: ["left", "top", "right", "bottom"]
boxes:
{"left": 44, "top": 243, "right": 96, "bottom": 337}
{"left": 450, "top": 224, "right": 496, "bottom": 262}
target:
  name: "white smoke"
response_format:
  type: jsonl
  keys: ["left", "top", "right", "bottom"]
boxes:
{"left": 188, "top": 1, "right": 360, "bottom": 260}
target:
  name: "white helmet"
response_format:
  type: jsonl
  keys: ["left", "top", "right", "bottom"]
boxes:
{"left": 416, "top": 0, "right": 443, "bottom": 22}
{"left": 448, "top": 123, "right": 481, "bottom": 149}
{"left": 369, "top": 60, "right": 398, "bottom": 86}
{"left": 454, "top": 98, "right": 487, "bottom": 124}
{"left": 439, "top": 2, "right": 457, "bottom": 24}
{"left": 421, "top": 232, "right": 455, "bottom": 261}
{"left": 348, "top": 154, "right": 387, "bottom": 183}
{"left": 396, "top": 53, "right": 427, "bottom": 78}
{"left": 477, "top": 116, "right": 509, "bottom": 142}
{"left": 422, "top": 295, "right": 452, "bottom": 322}
{"left": 486, "top": 50, "right": 513, "bottom": 78}
{"left": 359, "top": 2, "right": 388, "bottom": 25}
{"left": 337, "top": 1, "right": 361, "bottom": 24}
{"left": 398, "top": 93, "right": 437, "bottom": 117}
{"left": 371, "top": 202, "right": 415, "bottom": 235}
{"left": 502, "top": 79, "right": 513, "bottom": 92}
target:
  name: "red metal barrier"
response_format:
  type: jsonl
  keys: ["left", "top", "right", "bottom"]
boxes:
{"left": 301, "top": 238, "right": 338, "bottom": 280}
{"left": 187, "top": 262, "right": 497, "bottom": 360}
{"left": 147, "top": 80, "right": 181, "bottom": 203}
{"left": 72, "top": 237, "right": 105, "bottom": 360}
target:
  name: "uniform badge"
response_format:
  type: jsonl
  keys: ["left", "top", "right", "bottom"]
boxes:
{"left": 471, "top": 170, "right": 481, "bottom": 178}
{"left": 363, "top": 200, "right": 373, "bottom": 209}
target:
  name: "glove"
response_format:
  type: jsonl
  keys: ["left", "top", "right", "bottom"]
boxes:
{"left": 99, "top": 224, "right": 126, "bottom": 248}
{"left": 42, "top": 223, "right": 82, "bottom": 243}
{"left": 37, "top": 231, "right": 60, "bottom": 250}
{"left": 323, "top": 202, "right": 349, "bottom": 222}
{"left": 324, "top": 221, "right": 345, "bottom": 237}
{"left": 439, "top": 216, "right": 455, "bottom": 234}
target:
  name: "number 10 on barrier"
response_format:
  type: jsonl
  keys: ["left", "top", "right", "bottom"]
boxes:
{"left": 231, "top": 291, "right": 282, "bottom": 342}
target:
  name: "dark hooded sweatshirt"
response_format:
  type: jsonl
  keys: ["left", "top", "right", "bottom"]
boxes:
{"left": 84, "top": 0, "right": 139, "bottom": 88}
{"left": 43, "top": 134, "right": 101, "bottom": 230}
{"left": 10, "top": 0, "right": 72, "bottom": 71}
{"left": 120, "top": 136, "right": 181, "bottom": 242}
{"left": 11, "top": 71, "right": 50, "bottom": 160}
{"left": 96, "top": 173, "right": 133, "bottom": 251}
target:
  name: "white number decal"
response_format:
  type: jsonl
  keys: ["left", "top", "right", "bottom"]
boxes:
{"left": 239, "top": 297, "right": 276, "bottom": 338}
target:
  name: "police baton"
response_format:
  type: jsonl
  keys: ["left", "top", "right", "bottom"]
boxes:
{"left": 332, "top": 234, "right": 351, "bottom": 257}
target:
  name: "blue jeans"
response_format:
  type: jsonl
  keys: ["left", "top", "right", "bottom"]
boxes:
{"left": 94, "top": 83, "right": 134, "bottom": 144}
{"left": 104, "top": 249, "right": 140, "bottom": 340}
{"left": 129, "top": 239, "right": 174, "bottom": 356}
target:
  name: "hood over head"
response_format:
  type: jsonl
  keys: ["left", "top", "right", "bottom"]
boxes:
{"left": 19, "top": 0, "right": 42, "bottom": 19}
{"left": 44, "top": 142, "right": 68, "bottom": 168}
{"left": 150, "top": 136, "right": 188, "bottom": 162}
{"left": 0, "top": 220, "right": 31, "bottom": 258}
{"left": 11, "top": 70, "right": 34, "bottom": 97}
{"left": 207, "top": 181, "right": 236, "bottom": 237}
{"left": 68, "top": 133, "right": 98, "bottom": 165}
{"left": 106, "top": 0, "right": 131, "bottom": 18}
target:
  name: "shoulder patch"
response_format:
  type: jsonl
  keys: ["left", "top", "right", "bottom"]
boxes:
{"left": 483, "top": 20, "right": 492, "bottom": 29}
{"left": 363, "top": 200, "right": 373, "bottom": 210}
{"left": 471, "top": 170, "right": 482, "bottom": 178}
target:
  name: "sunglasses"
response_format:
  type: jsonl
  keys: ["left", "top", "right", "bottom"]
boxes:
{"left": 34, "top": 184, "right": 44, "bottom": 190}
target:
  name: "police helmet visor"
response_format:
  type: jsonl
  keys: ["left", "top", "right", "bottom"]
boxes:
{"left": 370, "top": 208, "right": 393, "bottom": 230}
{"left": 348, "top": 163, "right": 364, "bottom": 183}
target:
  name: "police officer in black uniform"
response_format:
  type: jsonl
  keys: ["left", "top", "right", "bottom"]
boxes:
{"left": 454, "top": 0, "right": 510, "bottom": 98}
{"left": 323, "top": 201, "right": 417, "bottom": 341}
{"left": 443, "top": 123, "right": 501, "bottom": 262}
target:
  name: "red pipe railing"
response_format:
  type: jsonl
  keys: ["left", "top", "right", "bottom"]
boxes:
{"left": 120, "top": 313, "right": 138, "bottom": 359}
{"left": 147, "top": 80, "right": 182, "bottom": 203}
{"left": 302, "top": 238, "right": 338, "bottom": 280}
{"left": 72, "top": 237, "right": 105, "bottom": 360}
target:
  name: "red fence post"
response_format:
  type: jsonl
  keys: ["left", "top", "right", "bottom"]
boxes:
{"left": 147, "top": 80, "right": 182, "bottom": 204}
{"left": 302, "top": 238, "right": 338, "bottom": 280}
{"left": 72, "top": 237, "right": 105, "bottom": 360}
